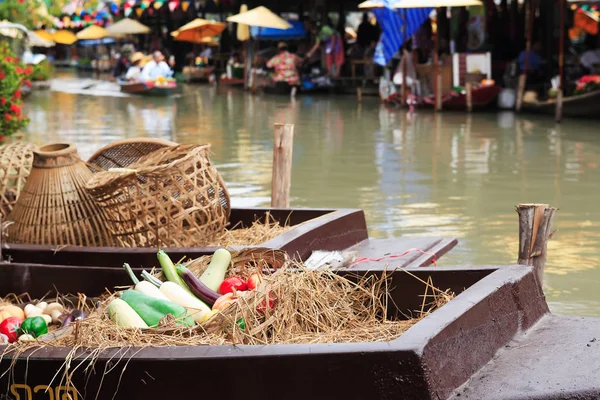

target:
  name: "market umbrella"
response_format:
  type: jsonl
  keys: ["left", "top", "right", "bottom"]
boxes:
{"left": 33, "top": 30, "right": 54, "bottom": 42}
{"left": 0, "top": 21, "right": 27, "bottom": 38}
{"left": 359, "top": 0, "right": 482, "bottom": 7}
{"left": 226, "top": 6, "right": 292, "bottom": 30}
{"left": 76, "top": 25, "right": 109, "bottom": 40}
{"left": 106, "top": 18, "right": 151, "bottom": 37}
{"left": 28, "top": 31, "right": 54, "bottom": 47}
{"left": 236, "top": 4, "right": 250, "bottom": 41}
{"left": 53, "top": 30, "right": 78, "bottom": 45}
{"left": 171, "top": 19, "right": 226, "bottom": 43}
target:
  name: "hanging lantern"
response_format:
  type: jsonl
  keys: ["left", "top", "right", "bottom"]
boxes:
{"left": 181, "top": 1, "right": 189, "bottom": 11}
{"left": 135, "top": 7, "right": 143, "bottom": 17}
{"left": 148, "top": 7, "right": 153, "bottom": 15}
{"left": 168, "top": 0, "right": 178, "bottom": 12}
{"left": 154, "top": 0, "right": 163, "bottom": 9}
{"left": 124, "top": 7, "right": 132, "bottom": 16}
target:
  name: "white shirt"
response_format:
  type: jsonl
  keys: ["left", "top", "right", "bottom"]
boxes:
{"left": 125, "top": 66, "right": 141, "bottom": 81}
{"left": 200, "top": 47, "right": 212, "bottom": 59}
{"left": 140, "top": 60, "right": 172, "bottom": 82}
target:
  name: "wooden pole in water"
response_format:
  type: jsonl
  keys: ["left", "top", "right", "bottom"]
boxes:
{"left": 556, "top": 0, "right": 565, "bottom": 122}
{"left": 271, "top": 124, "right": 295, "bottom": 208}
{"left": 516, "top": 203, "right": 557, "bottom": 287}
{"left": 434, "top": 15, "right": 441, "bottom": 112}
{"left": 516, "top": 0, "right": 535, "bottom": 111}
{"left": 401, "top": 9, "right": 408, "bottom": 106}
{"left": 466, "top": 82, "right": 473, "bottom": 112}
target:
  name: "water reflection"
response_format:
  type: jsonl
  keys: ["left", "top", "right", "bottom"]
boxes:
{"left": 22, "top": 81, "right": 600, "bottom": 316}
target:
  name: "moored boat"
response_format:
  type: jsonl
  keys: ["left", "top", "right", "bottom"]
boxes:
{"left": 422, "top": 84, "right": 502, "bottom": 110}
{"left": 522, "top": 89, "right": 600, "bottom": 118}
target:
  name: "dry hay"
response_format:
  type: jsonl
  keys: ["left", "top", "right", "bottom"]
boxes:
{"left": 205, "top": 213, "right": 291, "bottom": 247}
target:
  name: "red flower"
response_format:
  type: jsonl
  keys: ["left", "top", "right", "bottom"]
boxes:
{"left": 0, "top": 98, "right": 6, "bottom": 106}
{"left": 0, "top": 71, "right": 4, "bottom": 80}
{"left": 4, "top": 114, "right": 11, "bottom": 122}
{"left": 9, "top": 104, "right": 20, "bottom": 115}
{"left": 18, "top": 0, "right": 24, "bottom": 3}
{"left": 15, "top": 67, "right": 23, "bottom": 74}
{"left": 24, "top": 66, "right": 32, "bottom": 75}
{"left": 23, "top": 79, "right": 31, "bottom": 87}
{"left": 13, "top": 91, "right": 21, "bottom": 99}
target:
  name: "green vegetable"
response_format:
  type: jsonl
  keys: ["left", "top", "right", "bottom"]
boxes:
{"left": 157, "top": 250, "right": 189, "bottom": 291}
{"left": 200, "top": 249, "right": 231, "bottom": 292}
{"left": 108, "top": 298, "right": 148, "bottom": 329}
{"left": 120, "top": 289, "right": 193, "bottom": 327}
{"left": 20, "top": 316, "right": 48, "bottom": 338}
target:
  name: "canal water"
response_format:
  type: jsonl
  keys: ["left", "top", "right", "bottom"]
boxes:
{"left": 25, "top": 75, "right": 600, "bottom": 316}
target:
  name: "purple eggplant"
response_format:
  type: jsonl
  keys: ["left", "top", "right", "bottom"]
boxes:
{"left": 176, "top": 265, "right": 220, "bottom": 305}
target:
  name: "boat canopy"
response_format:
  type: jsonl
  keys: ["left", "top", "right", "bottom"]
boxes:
{"left": 250, "top": 20, "right": 306, "bottom": 41}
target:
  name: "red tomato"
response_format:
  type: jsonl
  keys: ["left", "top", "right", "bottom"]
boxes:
{"left": 219, "top": 277, "right": 248, "bottom": 295}
{"left": 247, "top": 274, "right": 263, "bottom": 290}
{"left": 0, "top": 317, "right": 22, "bottom": 343}
{"left": 256, "top": 292, "right": 277, "bottom": 314}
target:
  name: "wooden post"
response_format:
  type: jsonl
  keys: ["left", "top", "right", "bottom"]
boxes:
{"left": 516, "top": 0, "right": 535, "bottom": 111}
{"left": 434, "top": 20, "right": 441, "bottom": 112}
{"left": 556, "top": 0, "right": 565, "bottom": 122}
{"left": 401, "top": 9, "right": 408, "bottom": 106}
{"left": 466, "top": 82, "right": 473, "bottom": 112}
{"left": 516, "top": 203, "right": 557, "bottom": 287}
{"left": 271, "top": 124, "right": 295, "bottom": 208}
{"left": 357, "top": 87, "right": 363, "bottom": 102}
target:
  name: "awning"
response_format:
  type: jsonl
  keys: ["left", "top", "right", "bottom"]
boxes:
{"left": 250, "top": 20, "right": 306, "bottom": 40}
{"left": 107, "top": 18, "right": 151, "bottom": 37}
{"left": 76, "top": 25, "right": 108, "bottom": 40}
{"left": 78, "top": 38, "right": 116, "bottom": 46}
{"left": 226, "top": 6, "right": 292, "bottom": 30}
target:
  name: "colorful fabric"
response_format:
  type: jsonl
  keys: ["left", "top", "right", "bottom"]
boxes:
{"left": 317, "top": 25, "right": 335, "bottom": 41}
{"left": 266, "top": 51, "right": 301, "bottom": 85}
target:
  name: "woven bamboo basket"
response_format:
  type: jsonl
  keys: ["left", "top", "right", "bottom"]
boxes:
{"left": 85, "top": 144, "right": 230, "bottom": 248}
{"left": 87, "top": 138, "right": 177, "bottom": 170}
{"left": 0, "top": 142, "right": 36, "bottom": 218}
{"left": 6, "top": 143, "right": 114, "bottom": 246}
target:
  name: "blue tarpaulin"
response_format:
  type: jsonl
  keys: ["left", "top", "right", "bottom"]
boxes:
{"left": 78, "top": 38, "right": 116, "bottom": 46}
{"left": 372, "top": 1, "right": 432, "bottom": 66}
{"left": 250, "top": 20, "right": 307, "bottom": 41}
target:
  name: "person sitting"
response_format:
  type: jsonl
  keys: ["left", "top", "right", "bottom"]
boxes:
{"left": 266, "top": 42, "right": 302, "bottom": 86}
{"left": 580, "top": 47, "right": 600, "bottom": 74}
{"left": 112, "top": 44, "right": 134, "bottom": 80}
{"left": 140, "top": 51, "right": 173, "bottom": 82}
{"left": 518, "top": 40, "right": 543, "bottom": 75}
{"left": 125, "top": 52, "right": 144, "bottom": 82}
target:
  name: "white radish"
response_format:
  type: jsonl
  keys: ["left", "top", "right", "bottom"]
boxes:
{"left": 44, "top": 303, "right": 64, "bottom": 316}
{"left": 50, "top": 309, "right": 62, "bottom": 324}
{"left": 160, "top": 281, "right": 211, "bottom": 323}
{"left": 37, "top": 302, "right": 48, "bottom": 311}
{"left": 41, "top": 315, "right": 52, "bottom": 325}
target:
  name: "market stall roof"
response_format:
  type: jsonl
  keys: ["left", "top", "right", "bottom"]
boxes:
{"left": 53, "top": 30, "right": 78, "bottom": 45}
{"left": 236, "top": 4, "right": 250, "bottom": 41}
{"left": 106, "top": 18, "right": 150, "bottom": 37}
{"left": 171, "top": 18, "right": 226, "bottom": 43}
{"left": 76, "top": 25, "right": 108, "bottom": 40}
{"left": 0, "top": 21, "right": 28, "bottom": 38}
{"left": 33, "top": 29, "right": 54, "bottom": 42}
{"left": 226, "top": 6, "right": 292, "bottom": 30}
{"left": 250, "top": 20, "right": 306, "bottom": 40}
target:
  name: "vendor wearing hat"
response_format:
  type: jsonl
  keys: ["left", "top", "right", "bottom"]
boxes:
{"left": 125, "top": 52, "right": 145, "bottom": 82}
{"left": 266, "top": 41, "right": 303, "bottom": 86}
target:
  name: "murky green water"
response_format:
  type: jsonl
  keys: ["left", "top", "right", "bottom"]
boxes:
{"left": 24, "top": 73, "right": 600, "bottom": 316}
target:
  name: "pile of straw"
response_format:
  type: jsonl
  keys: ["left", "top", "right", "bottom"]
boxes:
{"left": 205, "top": 212, "right": 291, "bottom": 247}
{"left": 19, "top": 266, "right": 453, "bottom": 349}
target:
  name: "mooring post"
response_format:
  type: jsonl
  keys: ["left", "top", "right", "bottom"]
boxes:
{"left": 271, "top": 123, "right": 294, "bottom": 208}
{"left": 516, "top": 203, "right": 557, "bottom": 286}
{"left": 466, "top": 82, "right": 473, "bottom": 113}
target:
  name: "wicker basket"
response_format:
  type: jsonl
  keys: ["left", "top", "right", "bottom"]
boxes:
{"left": 85, "top": 144, "right": 230, "bottom": 248}
{"left": 87, "top": 138, "right": 177, "bottom": 170}
{"left": 6, "top": 143, "right": 114, "bottom": 246}
{"left": 0, "top": 142, "right": 35, "bottom": 218}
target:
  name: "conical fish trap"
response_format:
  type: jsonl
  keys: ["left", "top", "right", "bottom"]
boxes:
{"left": 0, "top": 142, "right": 35, "bottom": 218}
{"left": 6, "top": 143, "right": 114, "bottom": 246}
{"left": 85, "top": 144, "right": 230, "bottom": 247}
{"left": 87, "top": 138, "right": 177, "bottom": 170}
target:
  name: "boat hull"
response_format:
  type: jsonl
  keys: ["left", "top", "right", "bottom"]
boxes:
{"left": 522, "top": 90, "right": 600, "bottom": 118}
{"left": 119, "top": 81, "right": 177, "bottom": 96}
{"left": 422, "top": 85, "right": 502, "bottom": 110}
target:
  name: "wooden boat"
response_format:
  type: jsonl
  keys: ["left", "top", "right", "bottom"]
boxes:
{"left": 422, "top": 84, "right": 502, "bottom": 110}
{"left": 0, "top": 260, "right": 552, "bottom": 399}
{"left": 522, "top": 89, "right": 600, "bottom": 118}
{"left": 182, "top": 66, "right": 216, "bottom": 83}
{"left": 118, "top": 81, "right": 178, "bottom": 96}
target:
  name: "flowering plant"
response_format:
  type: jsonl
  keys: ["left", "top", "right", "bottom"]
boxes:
{"left": 0, "top": 42, "right": 31, "bottom": 139}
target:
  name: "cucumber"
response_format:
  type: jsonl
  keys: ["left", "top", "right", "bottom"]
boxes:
{"left": 108, "top": 298, "right": 148, "bottom": 329}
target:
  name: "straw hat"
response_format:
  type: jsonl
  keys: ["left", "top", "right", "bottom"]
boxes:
{"left": 130, "top": 52, "right": 144, "bottom": 64}
{"left": 277, "top": 41, "right": 288, "bottom": 50}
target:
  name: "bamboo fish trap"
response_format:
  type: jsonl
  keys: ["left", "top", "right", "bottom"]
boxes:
{"left": 85, "top": 144, "right": 230, "bottom": 248}
{"left": 6, "top": 143, "right": 114, "bottom": 246}
{"left": 0, "top": 142, "right": 35, "bottom": 218}
{"left": 87, "top": 138, "right": 177, "bottom": 170}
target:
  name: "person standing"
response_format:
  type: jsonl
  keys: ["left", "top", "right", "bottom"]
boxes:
{"left": 357, "top": 13, "right": 380, "bottom": 50}
{"left": 307, "top": 23, "right": 345, "bottom": 78}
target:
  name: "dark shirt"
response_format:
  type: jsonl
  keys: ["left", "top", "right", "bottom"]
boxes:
{"left": 357, "top": 22, "right": 380, "bottom": 48}
{"left": 112, "top": 56, "right": 130, "bottom": 78}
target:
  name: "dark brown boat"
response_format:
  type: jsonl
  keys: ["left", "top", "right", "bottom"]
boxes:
{"left": 522, "top": 89, "right": 600, "bottom": 118}
{"left": 118, "top": 81, "right": 178, "bottom": 96}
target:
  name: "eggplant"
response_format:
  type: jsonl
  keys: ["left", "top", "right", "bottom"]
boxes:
{"left": 176, "top": 265, "right": 220, "bottom": 305}
{"left": 60, "top": 309, "right": 89, "bottom": 327}
{"left": 70, "top": 309, "right": 88, "bottom": 321}
{"left": 60, "top": 314, "right": 74, "bottom": 327}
